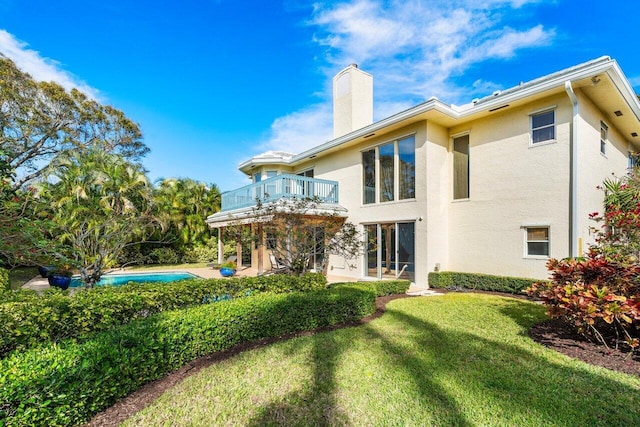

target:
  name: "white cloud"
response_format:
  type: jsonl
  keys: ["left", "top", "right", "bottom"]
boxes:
{"left": 260, "top": 103, "right": 333, "bottom": 154}
{"left": 0, "top": 29, "right": 100, "bottom": 99}
{"left": 262, "top": 0, "right": 554, "bottom": 154}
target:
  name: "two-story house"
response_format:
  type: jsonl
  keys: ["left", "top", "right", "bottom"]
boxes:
{"left": 206, "top": 56, "right": 640, "bottom": 288}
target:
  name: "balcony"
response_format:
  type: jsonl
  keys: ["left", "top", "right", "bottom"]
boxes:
{"left": 221, "top": 174, "right": 339, "bottom": 212}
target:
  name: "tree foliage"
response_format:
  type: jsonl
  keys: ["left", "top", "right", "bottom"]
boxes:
{"left": 37, "top": 148, "right": 154, "bottom": 286}
{"left": 227, "top": 197, "right": 363, "bottom": 276}
{"left": 0, "top": 149, "right": 69, "bottom": 268}
{"left": 0, "top": 55, "right": 148, "bottom": 191}
{"left": 153, "top": 178, "right": 221, "bottom": 247}
{"left": 527, "top": 169, "right": 640, "bottom": 353}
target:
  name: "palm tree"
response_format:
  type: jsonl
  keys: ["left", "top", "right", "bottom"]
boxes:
{"left": 39, "top": 148, "right": 153, "bottom": 286}
{"left": 153, "top": 178, "right": 221, "bottom": 248}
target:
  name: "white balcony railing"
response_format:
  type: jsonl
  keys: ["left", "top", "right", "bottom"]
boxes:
{"left": 221, "top": 174, "right": 339, "bottom": 212}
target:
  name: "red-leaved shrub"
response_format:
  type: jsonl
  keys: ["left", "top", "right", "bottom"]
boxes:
{"left": 526, "top": 251, "right": 640, "bottom": 351}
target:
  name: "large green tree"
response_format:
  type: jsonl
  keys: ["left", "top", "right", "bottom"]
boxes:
{"left": 38, "top": 148, "right": 154, "bottom": 286}
{"left": 0, "top": 149, "right": 69, "bottom": 268}
{"left": 153, "top": 178, "right": 221, "bottom": 247}
{"left": 0, "top": 55, "right": 148, "bottom": 191}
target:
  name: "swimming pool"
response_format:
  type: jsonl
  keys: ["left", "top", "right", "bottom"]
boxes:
{"left": 70, "top": 271, "right": 199, "bottom": 287}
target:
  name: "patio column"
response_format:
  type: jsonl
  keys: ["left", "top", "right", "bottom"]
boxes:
{"left": 217, "top": 227, "right": 224, "bottom": 264}
{"left": 257, "top": 224, "right": 264, "bottom": 275}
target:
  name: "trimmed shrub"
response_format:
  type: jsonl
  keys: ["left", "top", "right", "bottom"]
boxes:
{"left": 428, "top": 271, "right": 539, "bottom": 294}
{"left": 0, "top": 267, "right": 8, "bottom": 291}
{"left": 148, "top": 247, "right": 181, "bottom": 264}
{"left": 526, "top": 254, "right": 640, "bottom": 351}
{"left": 0, "top": 273, "right": 328, "bottom": 358}
{"left": 330, "top": 279, "right": 411, "bottom": 296}
{"left": 182, "top": 243, "right": 218, "bottom": 263}
{"left": 0, "top": 286, "right": 376, "bottom": 426}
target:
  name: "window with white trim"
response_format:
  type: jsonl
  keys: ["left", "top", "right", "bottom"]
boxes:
{"left": 525, "top": 227, "right": 550, "bottom": 257}
{"left": 453, "top": 134, "right": 470, "bottom": 200}
{"left": 530, "top": 110, "right": 555, "bottom": 145}
{"left": 361, "top": 135, "right": 415, "bottom": 204}
{"left": 600, "top": 121, "right": 608, "bottom": 155}
{"left": 629, "top": 151, "right": 639, "bottom": 170}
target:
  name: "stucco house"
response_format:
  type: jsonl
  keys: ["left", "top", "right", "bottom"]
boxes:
{"left": 207, "top": 56, "right": 640, "bottom": 288}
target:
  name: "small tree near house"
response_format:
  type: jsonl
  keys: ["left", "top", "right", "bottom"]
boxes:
{"left": 227, "top": 196, "right": 363, "bottom": 276}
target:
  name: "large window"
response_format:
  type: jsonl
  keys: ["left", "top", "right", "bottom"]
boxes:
{"left": 399, "top": 137, "right": 416, "bottom": 199}
{"left": 362, "top": 149, "right": 376, "bottom": 204}
{"left": 379, "top": 143, "right": 395, "bottom": 202}
{"left": 365, "top": 222, "right": 414, "bottom": 282}
{"left": 525, "top": 227, "right": 550, "bottom": 257}
{"left": 361, "top": 135, "right": 415, "bottom": 204}
{"left": 453, "top": 134, "right": 469, "bottom": 200}
{"left": 531, "top": 110, "right": 555, "bottom": 145}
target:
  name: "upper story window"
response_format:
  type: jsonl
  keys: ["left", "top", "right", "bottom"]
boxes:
{"left": 629, "top": 151, "right": 639, "bottom": 171}
{"left": 362, "top": 135, "right": 415, "bottom": 205}
{"left": 600, "top": 121, "right": 608, "bottom": 155}
{"left": 530, "top": 109, "right": 555, "bottom": 145}
{"left": 253, "top": 173, "right": 262, "bottom": 183}
{"left": 297, "top": 169, "right": 314, "bottom": 196}
{"left": 453, "top": 134, "right": 470, "bottom": 200}
{"left": 297, "top": 169, "right": 314, "bottom": 178}
{"left": 363, "top": 149, "right": 376, "bottom": 204}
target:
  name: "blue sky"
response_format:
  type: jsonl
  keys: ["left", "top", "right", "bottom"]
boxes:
{"left": 1, "top": 0, "right": 639, "bottom": 191}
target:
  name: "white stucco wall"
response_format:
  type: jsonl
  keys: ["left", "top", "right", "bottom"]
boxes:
{"left": 574, "top": 89, "right": 634, "bottom": 253}
{"left": 243, "top": 86, "right": 636, "bottom": 285}
{"left": 424, "top": 121, "right": 450, "bottom": 276}
{"left": 446, "top": 94, "right": 572, "bottom": 279}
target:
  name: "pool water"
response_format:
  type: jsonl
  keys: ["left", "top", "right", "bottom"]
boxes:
{"left": 70, "top": 271, "right": 199, "bottom": 287}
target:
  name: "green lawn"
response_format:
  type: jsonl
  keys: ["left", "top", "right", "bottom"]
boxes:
{"left": 124, "top": 293, "right": 640, "bottom": 426}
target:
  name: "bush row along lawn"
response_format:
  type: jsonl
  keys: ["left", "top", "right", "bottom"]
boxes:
{"left": 0, "top": 281, "right": 409, "bottom": 426}
{"left": 0, "top": 273, "right": 330, "bottom": 357}
{"left": 125, "top": 293, "right": 640, "bottom": 427}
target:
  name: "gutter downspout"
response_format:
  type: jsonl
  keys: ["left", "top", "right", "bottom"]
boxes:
{"left": 564, "top": 80, "right": 579, "bottom": 258}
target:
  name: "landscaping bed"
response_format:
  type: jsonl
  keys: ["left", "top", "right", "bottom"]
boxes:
{"left": 530, "top": 318, "right": 640, "bottom": 377}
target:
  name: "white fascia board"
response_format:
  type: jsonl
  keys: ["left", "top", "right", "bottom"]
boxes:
{"left": 607, "top": 60, "right": 640, "bottom": 122}
{"left": 291, "top": 98, "right": 453, "bottom": 162}
{"left": 240, "top": 57, "right": 634, "bottom": 169}
{"left": 292, "top": 58, "right": 624, "bottom": 163}
{"left": 463, "top": 57, "right": 616, "bottom": 116}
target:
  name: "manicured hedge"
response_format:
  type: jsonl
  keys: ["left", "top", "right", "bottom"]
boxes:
{"left": 0, "top": 285, "right": 376, "bottom": 426}
{"left": 428, "top": 271, "right": 540, "bottom": 294}
{"left": 330, "top": 279, "right": 411, "bottom": 296}
{"left": 0, "top": 273, "right": 327, "bottom": 358}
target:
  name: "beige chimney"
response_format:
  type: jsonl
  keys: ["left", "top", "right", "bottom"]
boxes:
{"left": 332, "top": 64, "right": 373, "bottom": 139}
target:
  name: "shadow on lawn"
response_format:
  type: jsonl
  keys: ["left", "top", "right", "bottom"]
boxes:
{"left": 247, "top": 329, "right": 346, "bottom": 426}
{"left": 377, "top": 304, "right": 640, "bottom": 426}
{"left": 249, "top": 296, "right": 639, "bottom": 426}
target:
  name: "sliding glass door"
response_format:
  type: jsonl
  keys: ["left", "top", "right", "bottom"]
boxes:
{"left": 365, "top": 222, "right": 414, "bottom": 282}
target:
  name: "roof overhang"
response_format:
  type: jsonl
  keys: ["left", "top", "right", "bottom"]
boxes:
{"left": 237, "top": 56, "right": 640, "bottom": 174}
{"left": 206, "top": 202, "right": 349, "bottom": 228}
